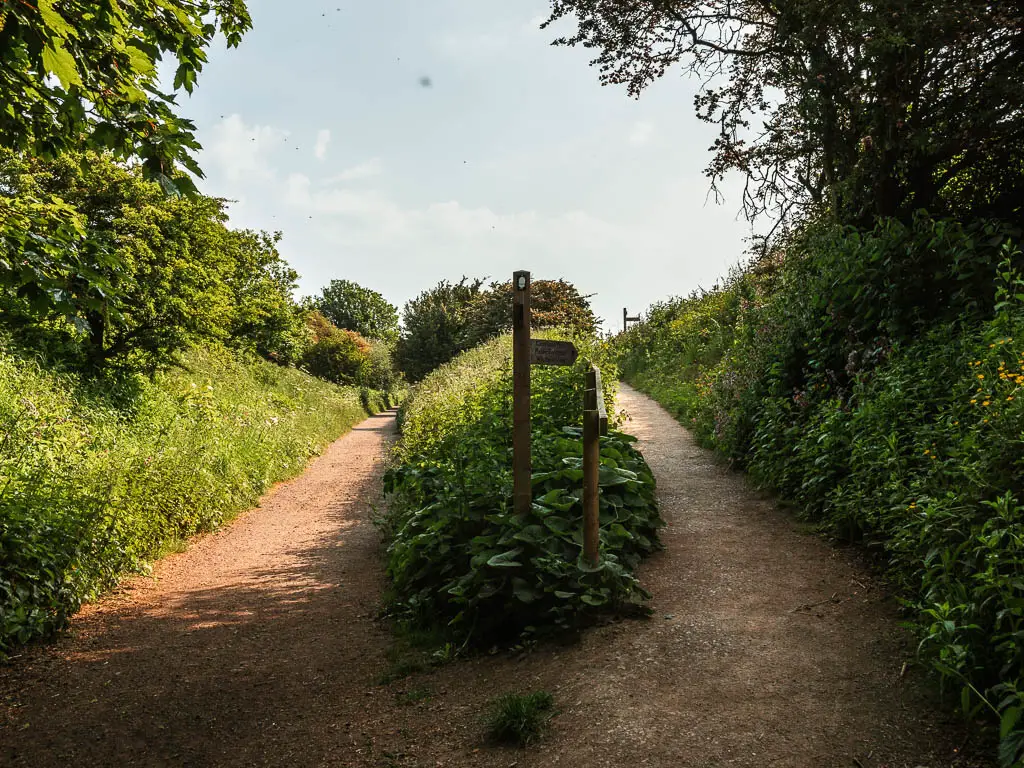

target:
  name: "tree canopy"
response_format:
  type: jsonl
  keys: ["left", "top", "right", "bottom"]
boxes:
{"left": 396, "top": 277, "right": 598, "bottom": 381}
{"left": 0, "top": 149, "right": 306, "bottom": 372}
{"left": 314, "top": 279, "right": 399, "bottom": 342}
{"left": 0, "top": 0, "right": 251, "bottom": 191}
{"left": 546, "top": 1, "right": 1024, "bottom": 234}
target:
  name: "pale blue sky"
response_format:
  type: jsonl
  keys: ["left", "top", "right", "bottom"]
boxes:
{"left": 177, "top": 0, "right": 755, "bottom": 331}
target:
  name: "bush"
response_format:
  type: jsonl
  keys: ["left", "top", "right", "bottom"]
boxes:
{"left": 357, "top": 337, "right": 402, "bottom": 392}
{"left": 301, "top": 322, "right": 371, "bottom": 386}
{"left": 383, "top": 334, "right": 662, "bottom": 647}
{"left": 0, "top": 341, "right": 389, "bottom": 656}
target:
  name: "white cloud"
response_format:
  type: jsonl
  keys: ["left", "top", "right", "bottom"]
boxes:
{"left": 628, "top": 121, "right": 655, "bottom": 146}
{"left": 285, "top": 172, "right": 630, "bottom": 263}
{"left": 205, "top": 114, "right": 287, "bottom": 182}
{"left": 313, "top": 129, "right": 331, "bottom": 161}
{"left": 322, "top": 158, "right": 383, "bottom": 184}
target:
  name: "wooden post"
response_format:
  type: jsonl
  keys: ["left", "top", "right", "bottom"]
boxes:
{"left": 582, "top": 366, "right": 600, "bottom": 566}
{"left": 623, "top": 307, "right": 628, "bottom": 334}
{"left": 592, "top": 366, "right": 609, "bottom": 436}
{"left": 512, "top": 270, "right": 531, "bottom": 517}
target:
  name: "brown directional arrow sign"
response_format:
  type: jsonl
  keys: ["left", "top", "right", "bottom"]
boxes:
{"left": 530, "top": 339, "right": 578, "bottom": 366}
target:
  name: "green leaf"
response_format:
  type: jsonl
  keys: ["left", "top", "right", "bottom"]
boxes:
{"left": 37, "top": 0, "right": 75, "bottom": 38}
{"left": 41, "top": 42, "right": 82, "bottom": 88}
{"left": 486, "top": 549, "right": 523, "bottom": 568}
{"left": 512, "top": 578, "right": 541, "bottom": 603}
{"left": 125, "top": 46, "right": 156, "bottom": 77}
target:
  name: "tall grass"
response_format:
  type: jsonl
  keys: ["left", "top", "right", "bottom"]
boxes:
{"left": 0, "top": 342, "right": 391, "bottom": 655}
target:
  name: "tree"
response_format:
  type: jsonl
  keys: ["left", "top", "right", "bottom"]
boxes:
{"left": 396, "top": 278, "right": 484, "bottom": 382}
{"left": 225, "top": 230, "right": 308, "bottom": 366}
{"left": 0, "top": 0, "right": 251, "bottom": 191}
{"left": 315, "top": 279, "right": 399, "bottom": 341}
{"left": 463, "top": 278, "right": 597, "bottom": 349}
{"left": 545, "top": 1, "right": 1024, "bottom": 233}
{"left": 0, "top": 150, "right": 302, "bottom": 372}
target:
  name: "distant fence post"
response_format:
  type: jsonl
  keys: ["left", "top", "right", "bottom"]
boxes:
{"left": 582, "top": 364, "right": 604, "bottom": 567}
{"left": 622, "top": 308, "right": 641, "bottom": 333}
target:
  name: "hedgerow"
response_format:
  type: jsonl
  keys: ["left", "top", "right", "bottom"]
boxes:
{"left": 0, "top": 341, "right": 393, "bottom": 656}
{"left": 383, "top": 334, "right": 663, "bottom": 646}
{"left": 616, "top": 217, "right": 1024, "bottom": 763}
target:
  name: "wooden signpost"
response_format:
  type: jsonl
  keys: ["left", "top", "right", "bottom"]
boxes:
{"left": 512, "top": 271, "right": 532, "bottom": 518}
{"left": 512, "top": 270, "right": 604, "bottom": 567}
{"left": 530, "top": 339, "right": 578, "bottom": 366}
{"left": 623, "top": 308, "right": 641, "bottom": 333}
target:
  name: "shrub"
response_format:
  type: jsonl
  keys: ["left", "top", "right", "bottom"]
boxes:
{"left": 301, "top": 323, "right": 371, "bottom": 386}
{"left": 383, "top": 334, "right": 662, "bottom": 646}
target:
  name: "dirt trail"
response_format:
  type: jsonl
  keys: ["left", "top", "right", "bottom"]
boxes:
{"left": 1, "top": 390, "right": 987, "bottom": 767}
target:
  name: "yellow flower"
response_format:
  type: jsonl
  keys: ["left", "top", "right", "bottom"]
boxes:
{"left": 971, "top": 399, "right": 977, "bottom": 404}
{"left": 978, "top": 374, "right": 985, "bottom": 380}
{"left": 983, "top": 401, "right": 991, "bottom": 407}
{"left": 1009, "top": 397, "right": 1015, "bottom": 402}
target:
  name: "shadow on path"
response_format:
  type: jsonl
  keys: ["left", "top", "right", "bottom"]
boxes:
{"left": 0, "top": 411, "right": 397, "bottom": 768}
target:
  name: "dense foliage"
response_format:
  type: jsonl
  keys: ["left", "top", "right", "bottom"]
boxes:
{"left": 384, "top": 335, "right": 662, "bottom": 647}
{"left": 0, "top": 0, "right": 250, "bottom": 192}
{"left": 396, "top": 277, "right": 598, "bottom": 381}
{"left": 616, "top": 221, "right": 1024, "bottom": 763}
{"left": 0, "top": 150, "right": 310, "bottom": 372}
{"left": 0, "top": 341, "right": 392, "bottom": 656}
{"left": 301, "top": 311, "right": 401, "bottom": 391}
{"left": 313, "top": 279, "right": 399, "bottom": 342}
{"left": 395, "top": 277, "right": 485, "bottom": 382}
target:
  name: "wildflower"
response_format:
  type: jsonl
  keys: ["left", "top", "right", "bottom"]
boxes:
{"left": 971, "top": 399, "right": 977, "bottom": 404}
{"left": 978, "top": 374, "right": 985, "bottom": 380}
{"left": 983, "top": 401, "right": 991, "bottom": 407}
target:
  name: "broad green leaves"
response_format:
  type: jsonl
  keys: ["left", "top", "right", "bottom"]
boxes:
{"left": 382, "top": 340, "right": 661, "bottom": 646}
{"left": 41, "top": 44, "right": 82, "bottom": 89}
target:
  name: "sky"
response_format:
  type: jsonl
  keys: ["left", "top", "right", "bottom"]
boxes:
{"left": 176, "top": 0, "right": 756, "bottom": 332}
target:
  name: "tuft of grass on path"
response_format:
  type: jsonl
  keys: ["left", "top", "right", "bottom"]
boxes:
{"left": 483, "top": 690, "right": 556, "bottom": 747}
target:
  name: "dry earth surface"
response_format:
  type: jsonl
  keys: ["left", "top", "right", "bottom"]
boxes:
{"left": 0, "top": 388, "right": 994, "bottom": 767}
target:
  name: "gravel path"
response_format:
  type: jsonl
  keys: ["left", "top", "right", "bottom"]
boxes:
{"left": 0, "top": 390, "right": 989, "bottom": 767}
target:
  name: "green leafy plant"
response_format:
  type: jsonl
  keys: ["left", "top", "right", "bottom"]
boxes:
{"left": 383, "top": 333, "right": 661, "bottom": 646}
{"left": 313, "top": 279, "right": 399, "bottom": 342}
